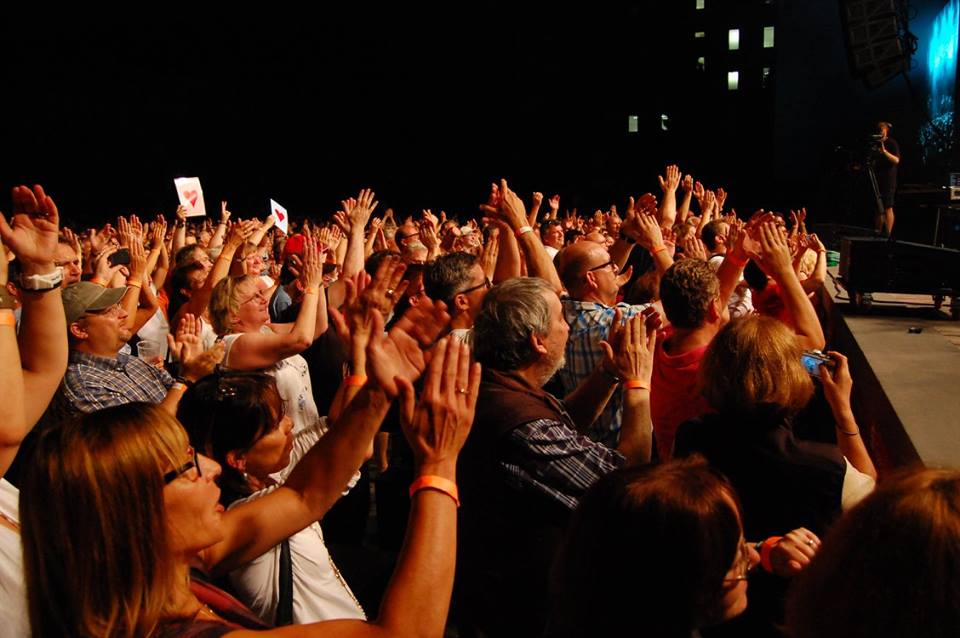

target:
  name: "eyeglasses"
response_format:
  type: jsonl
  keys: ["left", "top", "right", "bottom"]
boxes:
{"left": 587, "top": 259, "right": 618, "bottom": 273}
{"left": 82, "top": 303, "right": 124, "bottom": 319}
{"left": 723, "top": 538, "right": 756, "bottom": 584}
{"left": 163, "top": 446, "right": 202, "bottom": 484}
{"left": 238, "top": 289, "right": 269, "bottom": 306}
{"left": 457, "top": 277, "right": 491, "bottom": 296}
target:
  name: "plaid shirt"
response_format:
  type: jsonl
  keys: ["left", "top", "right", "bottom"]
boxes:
{"left": 52, "top": 349, "right": 174, "bottom": 420}
{"left": 501, "top": 417, "right": 625, "bottom": 511}
{"left": 557, "top": 299, "right": 651, "bottom": 447}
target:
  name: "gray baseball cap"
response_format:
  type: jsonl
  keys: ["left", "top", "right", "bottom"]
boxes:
{"left": 62, "top": 282, "right": 127, "bottom": 324}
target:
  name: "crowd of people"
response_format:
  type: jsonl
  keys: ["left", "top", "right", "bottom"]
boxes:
{"left": 0, "top": 170, "right": 955, "bottom": 638}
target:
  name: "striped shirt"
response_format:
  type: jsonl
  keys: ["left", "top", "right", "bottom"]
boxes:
{"left": 501, "top": 418, "right": 625, "bottom": 511}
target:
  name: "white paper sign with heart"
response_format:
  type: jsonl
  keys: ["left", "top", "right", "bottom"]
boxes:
{"left": 173, "top": 177, "right": 207, "bottom": 218}
{"left": 270, "top": 199, "right": 289, "bottom": 234}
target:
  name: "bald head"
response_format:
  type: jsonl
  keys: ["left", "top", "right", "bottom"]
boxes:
{"left": 557, "top": 241, "right": 609, "bottom": 298}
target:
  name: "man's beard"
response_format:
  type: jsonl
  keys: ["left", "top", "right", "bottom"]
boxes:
{"left": 536, "top": 351, "right": 566, "bottom": 387}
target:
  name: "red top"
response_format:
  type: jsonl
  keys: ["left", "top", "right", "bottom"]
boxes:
{"left": 650, "top": 329, "right": 711, "bottom": 461}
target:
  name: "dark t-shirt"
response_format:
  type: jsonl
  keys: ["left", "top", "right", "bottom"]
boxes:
{"left": 875, "top": 136, "right": 899, "bottom": 192}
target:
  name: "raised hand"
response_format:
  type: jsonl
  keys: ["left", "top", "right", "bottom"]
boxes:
{"left": 479, "top": 226, "right": 500, "bottom": 280}
{"left": 299, "top": 238, "right": 325, "bottom": 290}
{"left": 167, "top": 313, "right": 226, "bottom": 381}
{"left": 681, "top": 235, "right": 708, "bottom": 261}
{"left": 681, "top": 174, "right": 694, "bottom": 193}
{"left": 599, "top": 311, "right": 656, "bottom": 386}
{"left": 220, "top": 200, "right": 232, "bottom": 224}
{"left": 755, "top": 220, "right": 793, "bottom": 278}
{"left": 657, "top": 165, "right": 681, "bottom": 193}
{"left": 396, "top": 335, "right": 480, "bottom": 474}
{"left": 344, "top": 189, "right": 378, "bottom": 231}
{"left": 366, "top": 298, "right": 450, "bottom": 399}
{"left": 715, "top": 187, "right": 728, "bottom": 212}
{"left": 330, "top": 256, "right": 409, "bottom": 354}
{"left": 0, "top": 185, "right": 60, "bottom": 273}
{"left": 479, "top": 179, "right": 527, "bottom": 232}
{"left": 548, "top": 194, "right": 561, "bottom": 218}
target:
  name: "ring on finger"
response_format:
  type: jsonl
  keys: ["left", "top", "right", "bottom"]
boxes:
{"left": 456, "top": 387, "right": 469, "bottom": 395}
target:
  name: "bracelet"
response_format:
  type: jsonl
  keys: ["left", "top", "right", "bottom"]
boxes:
{"left": 303, "top": 286, "right": 318, "bottom": 296}
{"left": 174, "top": 376, "right": 194, "bottom": 388}
{"left": 126, "top": 279, "right": 142, "bottom": 289}
{"left": 169, "top": 382, "right": 187, "bottom": 394}
{"left": 651, "top": 245, "right": 668, "bottom": 255}
{"left": 514, "top": 225, "right": 533, "bottom": 238}
{"left": 838, "top": 428, "right": 861, "bottom": 437}
{"left": 623, "top": 379, "right": 649, "bottom": 390}
{"left": 90, "top": 277, "right": 108, "bottom": 287}
{"left": 726, "top": 254, "right": 748, "bottom": 268}
{"left": 344, "top": 374, "right": 367, "bottom": 387}
{"left": 760, "top": 536, "right": 783, "bottom": 573}
{"left": 409, "top": 475, "right": 460, "bottom": 508}
{"left": 0, "top": 312, "right": 16, "bottom": 327}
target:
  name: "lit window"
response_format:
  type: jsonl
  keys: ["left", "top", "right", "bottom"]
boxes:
{"left": 728, "top": 29, "right": 740, "bottom": 50}
{"left": 628, "top": 115, "right": 639, "bottom": 133}
{"left": 728, "top": 71, "right": 739, "bottom": 90}
{"left": 697, "top": 56, "right": 706, "bottom": 71}
{"left": 763, "top": 26, "right": 775, "bottom": 48}
{"left": 695, "top": 31, "right": 705, "bottom": 38}
{"left": 696, "top": 0, "right": 705, "bottom": 9}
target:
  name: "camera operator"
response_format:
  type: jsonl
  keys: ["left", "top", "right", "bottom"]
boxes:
{"left": 873, "top": 121, "right": 900, "bottom": 237}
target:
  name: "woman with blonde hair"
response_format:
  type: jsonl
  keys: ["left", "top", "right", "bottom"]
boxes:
{"left": 208, "top": 238, "right": 328, "bottom": 441}
{"left": 674, "top": 314, "right": 876, "bottom": 634}
{"left": 21, "top": 307, "right": 477, "bottom": 637}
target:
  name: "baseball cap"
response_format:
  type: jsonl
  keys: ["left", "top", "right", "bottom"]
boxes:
{"left": 62, "top": 282, "right": 127, "bottom": 325}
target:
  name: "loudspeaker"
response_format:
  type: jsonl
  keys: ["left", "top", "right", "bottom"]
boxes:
{"left": 840, "top": 0, "right": 910, "bottom": 88}
{"left": 839, "top": 238, "right": 960, "bottom": 294}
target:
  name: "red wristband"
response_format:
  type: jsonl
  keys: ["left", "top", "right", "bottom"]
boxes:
{"left": 623, "top": 379, "right": 649, "bottom": 390}
{"left": 409, "top": 475, "right": 460, "bottom": 507}
{"left": 651, "top": 245, "right": 668, "bottom": 255}
{"left": 760, "top": 536, "right": 783, "bottom": 573}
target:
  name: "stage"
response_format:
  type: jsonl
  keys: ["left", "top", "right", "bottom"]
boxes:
{"left": 822, "top": 267, "right": 960, "bottom": 472}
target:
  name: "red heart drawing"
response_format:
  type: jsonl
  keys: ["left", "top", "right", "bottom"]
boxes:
{"left": 184, "top": 190, "right": 199, "bottom": 207}
{"left": 275, "top": 209, "right": 285, "bottom": 221}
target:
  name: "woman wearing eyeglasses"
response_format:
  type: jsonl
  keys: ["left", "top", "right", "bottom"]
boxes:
{"left": 208, "top": 239, "right": 328, "bottom": 443}
{"left": 547, "top": 458, "right": 759, "bottom": 637}
{"left": 177, "top": 371, "right": 366, "bottom": 625}
{"left": 21, "top": 330, "right": 479, "bottom": 637}
{"left": 547, "top": 458, "right": 817, "bottom": 638}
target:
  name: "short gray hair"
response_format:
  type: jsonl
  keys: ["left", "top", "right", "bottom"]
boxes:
{"left": 472, "top": 277, "right": 554, "bottom": 372}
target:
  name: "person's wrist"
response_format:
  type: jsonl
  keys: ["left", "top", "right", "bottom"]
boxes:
{"left": 415, "top": 460, "right": 457, "bottom": 482}
{"left": 18, "top": 261, "right": 56, "bottom": 277}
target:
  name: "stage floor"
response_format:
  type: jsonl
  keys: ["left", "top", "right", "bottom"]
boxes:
{"left": 823, "top": 269, "right": 960, "bottom": 470}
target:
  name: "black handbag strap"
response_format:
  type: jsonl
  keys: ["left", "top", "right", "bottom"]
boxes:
{"left": 275, "top": 539, "right": 294, "bottom": 626}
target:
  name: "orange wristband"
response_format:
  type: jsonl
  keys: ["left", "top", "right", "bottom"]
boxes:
{"left": 0, "top": 312, "right": 16, "bottom": 327}
{"left": 409, "top": 475, "right": 460, "bottom": 508}
{"left": 90, "top": 277, "right": 107, "bottom": 287}
{"left": 304, "top": 286, "right": 318, "bottom": 295}
{"left": 760, "top": 536, "right": 783, "bottom": 573}
{"left": 623, "top": 379, "right": 649, "bottom": 390}
{"left": 344, "top": 374, "right": 367, "bottom": 387}
{"left": 651, "top": 245, "right": 668, "bottom": 255}
{"left": 126, "top": 279, "right": 142, "bottom": 289}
